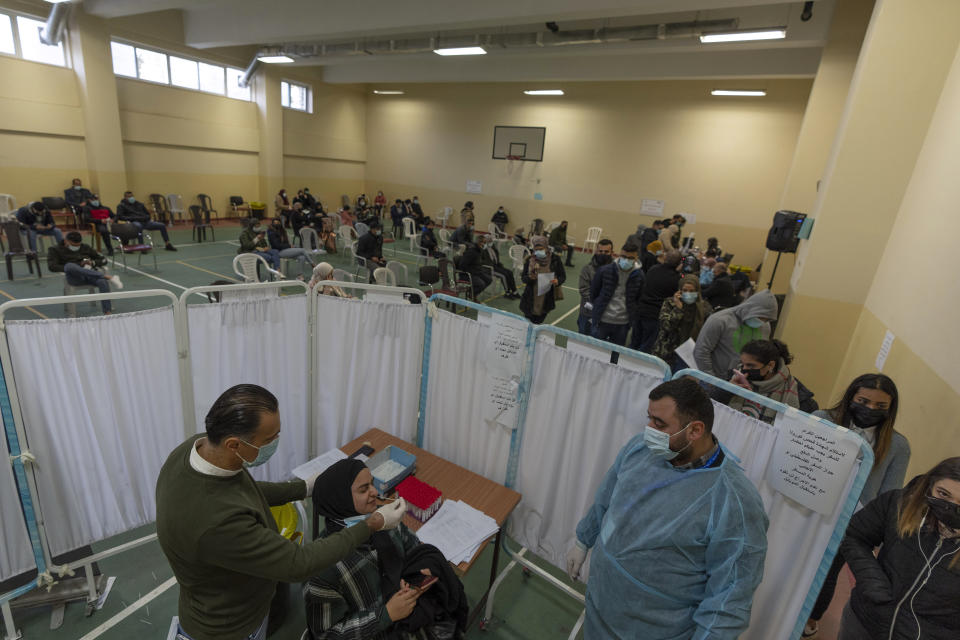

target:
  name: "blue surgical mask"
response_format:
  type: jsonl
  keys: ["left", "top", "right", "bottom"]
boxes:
{"left": 644, "top": 422, "right": 692, "bottom": 460}
{"left": 73, "top": 185, "right": 81, "bottom": 190}
{"left": 237, "top": 437, "right": 279, "bottom": 467}
{"left": 700, "top": 270, "right": 714, "bottom": 286}
{"left": 68, "top": 244, "right": 81, "bottom": 252}
{"left": 90, "top": 200, "right": 100, "bottom": 207}
{"left": 617, "top": 257, "right": 634, "bottom": 271}
{"left": 744, "top": 317, "right": 765, "bottom": 329}
{"left": 681, "top": 291, "right": 698, "bottom": 304}
{"left": 534, "top": 249, "right": 547, "bottom": 259}
{"left": 338, "top": 514, "right": 367, "bottom": 528}
{"left": 127, "top": 197, "right": 135, "bottom": 204}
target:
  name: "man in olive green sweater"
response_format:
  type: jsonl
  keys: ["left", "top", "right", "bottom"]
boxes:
{"left": 156, "top": 384, "right": 406, "bottom": 640}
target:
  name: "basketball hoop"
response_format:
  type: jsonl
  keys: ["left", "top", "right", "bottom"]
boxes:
{"left": 506, "top": 155, "right": 520, "bottom": 161}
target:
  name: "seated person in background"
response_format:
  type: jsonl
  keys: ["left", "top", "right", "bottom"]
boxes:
{"left": 459, "top": 205, "right": 475, "bottom": 228}
{"left": 419, "top": 218, "right": 444, "bottom": 258}
{"left": 307, "top": 262, "right": 351, "bottom": 298}
{"left": 339, "top": 204, "right": 356, "bottom": 228}
{"left": 290, "top": 202, "right": 309, "bottom": 239}
{"left": 706, "top": 236, "right": 722, "bottom": 257}
{"left": 491, "top": 206, "right": 509, "bottom": 232}
{"left": 449, "top": 221, "right": 473, "bottom": 249}
{"left": 478, "top": 234, "right": 519, "bottom": 299}
{"left": 47, "top": 231, "right": 121, "bottom": 315}
{"left": 356, "top": 219, "right": 386, "bottom": 279}
{"left": 304, "top": 459, "right": 466, "bottom": 640}
{"left": 652, "top": 275, "right": 713, "bottom": 371}
{"left": 390, "top": 199, "right": 405, "bottom": 237}
{"left": 548, "top": 220, "right": 575, "bottom": 268}
{"left": 313, "top": 214, "right": 338, "bottom": 254}
{"left": 410, "top": 196, "right": 424, "bottom": 223}
{"left": 116, "top": 191, "right": 177, "bottom": 251}
{"left": 590, "top": 242, "right": 644, "bottom": 347}
{"left": 64, "top": 177, "right": 94, "bottom": 210}
{"left": 512, "top": 226, "right": 526, "bottom": 245}
{"left": 275, "top": 189, "right": 294, "bottom": 225}
{"left": 456, "top": 237, "right": 492, "bottom": 297}
{"left": 702, "top": 262, "right": 740, "bottom": 310}
{"left": 16, "top": 201, "right": 63, "bottom": 252}
{"left": 268, "top": 216, "right": 317, "bottom": 276}
{"left": 238, "top": 218, "right": 281, "bottom": 270}
{"left": 373, "top": 190, "right": 386, "bottom": 217}
{"left": 726, "top": 339, "right": 799, "bottom": 423}
{"left": 693, "top": 289, "right": 778, "bottom": 378}
{"left": 293, "top": 189, "right": 311, "bottom": 209}
{"left": 356, "top": 193, "right": 368, "bottom": 210}
{"left": 640, "top": 239, "right": 663, "bottom": 273}
{"left": 82, "top": 194, "right": 116, "bottom": 256}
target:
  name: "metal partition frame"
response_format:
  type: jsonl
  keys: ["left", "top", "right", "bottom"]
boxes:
{"left": 415, "top": 294, "right": 535, "bottom": 489}
{"left": 0, "top": 290, "right": 182, "bottom": 639}
{"left": 671, "top": 368, "right": 875, "bottom": 640}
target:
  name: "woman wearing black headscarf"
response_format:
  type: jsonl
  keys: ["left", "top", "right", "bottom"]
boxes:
{"left": 303, "top": 460, "right": 466, "bottom": 639}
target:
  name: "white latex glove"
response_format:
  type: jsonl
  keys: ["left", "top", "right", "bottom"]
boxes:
{"left": 375, "top": 498, "right": 407, "bottom": 530}
{"left": 565, "top": 540, "right": 588, "bottom": 582}
{"left": 583, "top": 302, "right": 593, "bottom": 311}
{"left": 303, "top": 471, "right": 321, "bottom": 498}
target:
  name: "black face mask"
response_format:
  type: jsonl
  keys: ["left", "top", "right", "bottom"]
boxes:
{"left": 742, "top": 367, "right": 766, "bottom": 382}
{"left": 593, "top": 254, "right": 612, "bottom": 266}
{"left": 926, "top": 496, "right": 960, "bottom": 530}
{"left": 848, "top": 402, "right": 888, "bottom": 428}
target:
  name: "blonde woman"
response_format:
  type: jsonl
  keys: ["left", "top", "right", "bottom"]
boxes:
{"left": 837, "top": 457, "right": 960, "bottom": 640}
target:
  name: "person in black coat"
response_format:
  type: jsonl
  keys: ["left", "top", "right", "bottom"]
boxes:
{"left": 632, "top": 249, "right": 681, "bottom": 352}
{"left": 589, "top": 242, "right": 644, "bottom": 347}
{"left": 838, "top": 458, "right": 960, "bottom": 640}
{"left": 419, "top": 218, "right": 444, "bottom": 258}
{"left": 518, "top": 236, "right": 565, "bottom": 324}
{"left": 455, "top": 241, "right": 491, "bottom": 297}
{"left": 16, "top": 201, "right": 63, "bottom": 252}
{"left": 478, "top": 234, "right": 519, "bottom": 298}
{"left": 702, "top": 263, "right": 740, "bottom": 310}
{"left": 355, "top": 219, "right": 386, "bottom": 281}
{"left": 116, "top": 191, "right": 177, "bottom": 251}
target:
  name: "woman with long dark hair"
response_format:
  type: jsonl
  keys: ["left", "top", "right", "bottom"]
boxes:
{"left": 727, "top": 339, "right": 798, "bottom": 423}
{"left": 837, "top": 457, "right": 960, "bottom": 640}
{"left": 803, "top": 373, "right": 911, "bottom": 637}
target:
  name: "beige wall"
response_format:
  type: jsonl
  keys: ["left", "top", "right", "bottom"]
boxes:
{"left": 365, "top": 80, "right": 811, "bottom": 266}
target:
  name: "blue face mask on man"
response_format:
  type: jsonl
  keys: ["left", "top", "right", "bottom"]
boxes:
{"left": 127, "top": 197, "right": 136, "bottom": 204}
{"left": 237, "top": 437, "right": 279, "bottom": 467}
{"left": 618, "top": 257, "right": 634, "bottom": 271}
{"left": 644, "top": 422, "right": 692, "bottom": 460}
{"left": 744, "top": 317, "right": 765, "bottom": 329}
{"left": 534, "top": 249, "right": 547, "bottom": 259}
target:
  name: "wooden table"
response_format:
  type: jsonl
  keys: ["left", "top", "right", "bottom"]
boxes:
{"left": 339, "top": 428, "right": 522, "bottom": 626}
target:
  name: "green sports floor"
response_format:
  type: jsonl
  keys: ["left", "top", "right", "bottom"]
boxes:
{"left": 2, "top": 220, "right": 588, "bottom": 640}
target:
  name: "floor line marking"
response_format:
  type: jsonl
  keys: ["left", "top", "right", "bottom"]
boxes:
{"left": 551, "top": 305, "right": 581, "bottom": 326}
{"left": 115, "top": 265, "right": 189, "bottom": 291}
{"left": 77, "top": 576, "right": 176, "bottom": 640}
{"left": 175, "top": 261, "right": 238, "bottom": 282}
{"left": 0, "top": 287, "right": 48, "bottom": 319}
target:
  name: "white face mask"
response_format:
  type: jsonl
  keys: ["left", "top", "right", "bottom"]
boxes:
{"left": 643, "top": 422, "right": 692, "bottom": 460}
{"left": 67, "top": 244, "right": 82, "bottom": 252}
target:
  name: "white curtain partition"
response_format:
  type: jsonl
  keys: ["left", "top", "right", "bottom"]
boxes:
{"left": 313, "top": 295, "right": 424, "bottom": 451}
{"left": 188, "top": 296, "right": 309, "bottom": 482}
{"left": 710, "top": 402, "right": 861, "bottom": 640}
{"left": 0, "top": 437, "right": 34, "bottom": 581}
{"left": 6, "top": 310, "right": 184, "bottom": 556}
{"left": 422, "top": 311, "right": 515, "bottom": 483}
{"left": 509, "top": 340, "right": 665, "bottom": 570}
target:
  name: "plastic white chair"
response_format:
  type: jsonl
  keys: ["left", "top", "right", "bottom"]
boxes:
{"left": 583, "top": 226, "right": 602, "bottom": 253}
{"left": 508, "top": 244, "right": 530, "bottom": 281}
{"left": 338, "top": 224, "right": 358, "bottom": 251}
{"left": 299, "top": 227, "right": 327, "bottom": 255}
{"left": 385, "top": 260, "right": 407, "bottom": 286}
{"left": 0, "top": 194, "right": 17, "bottom": 218}
{"left": 373, "top": 267, "right": 396, "bottom": 286}
{"left": 232, "top": 254, "right": 283, "bottom": 283}
{"left": 166, "top": 194, "right": 185, "bottom": 223}
{"left": 355, "top": 221, "right": 370, "bottom": 237}
{"left": 401, "top": 217, "right": 417, "bottom": 247}
{"left": 437, "top": 228, "right": 453, "bottom": 255}
{"left": 332, "top": 268, "right": 355, "bottom": 283}
{"left": 545, "top": 221, "right": 561, "bottom": 234}
{"left": 438, "top": 206, "right": 454, "bottom": 228}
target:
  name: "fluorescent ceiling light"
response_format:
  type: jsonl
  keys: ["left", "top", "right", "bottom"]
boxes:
{"left": 433, "top": 46, "right": 486, "bottom": 56}
{"left": 257, "top": 55, "right": 294, "bottom": 64}
{"left": 524, "top": 90, "right": 564, "bottom": 96}
{"left": 43, "top": 0, "right": 72, "bottom": 3}
{"left": 700, "top": 29, "right": 786, "bottom": 43}
{"left": 711, "top": 90, "right": 767, "bottom": 97}
{"left": 373, "top": 90, "right": 405, "bottom": 95}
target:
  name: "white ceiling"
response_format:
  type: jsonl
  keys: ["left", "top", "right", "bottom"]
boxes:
{"left": 82, "top": 0, "right": 838, "bottom": 83}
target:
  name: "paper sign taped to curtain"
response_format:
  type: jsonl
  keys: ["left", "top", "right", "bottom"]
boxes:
{"left": 768, "top": 412, "right": 860, "bottom": 516}
{"left": 485, "top": 314, "right": 527, "bottom": 376}
{"left": 537, "top": 272, "right": 554, "bottom": 296}
{"left": 483, "top": 375, "right": 519, "bottom": 428}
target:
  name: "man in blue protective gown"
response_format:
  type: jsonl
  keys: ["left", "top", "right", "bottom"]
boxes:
{"left": 565, "top": 378, "right": 768, "bottom": 639}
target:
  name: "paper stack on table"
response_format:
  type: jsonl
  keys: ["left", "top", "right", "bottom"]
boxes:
{"left": 413, "top": 499, "right": 499, "bottom": 564}
{"left": 292, "top": 448, "right": 348, "bottom": 482}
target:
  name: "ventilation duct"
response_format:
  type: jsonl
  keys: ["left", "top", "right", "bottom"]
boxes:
{"left": 40, "top": 1, "right": 71, "bottom": 46}
{"left": 261, "top": 18, "right": 740, "bottom": 61}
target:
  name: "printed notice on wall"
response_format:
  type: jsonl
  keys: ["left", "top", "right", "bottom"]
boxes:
{"left": 875, "top": 330, "right": 895, "bottom": 372}
{"left": 640, "top": 199, "right": 665, "bottom": 216}
{"left": 768, "top": 412, "right": 860, "bottom": 516}
{"left": 485, "top": 314, "right": 527, "bottom": 376}
{"left": 466, "top": 180, "right": 482, "bottom": 194}
{"left": 483, "top": 375, "right": 520, "bottom": 428}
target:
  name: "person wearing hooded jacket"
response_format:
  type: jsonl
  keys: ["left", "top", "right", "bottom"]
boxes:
{"left": 837, "top": 457, "right": 960, "bottom": 640}
{"left": 577, "top": 239, "right": 614, "bottom": 335}
{"left": 693, "top": 289, "right": 779, "bottom": 378}
{"left": 590, "top": 242, "right": 644, "bottom": 346}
